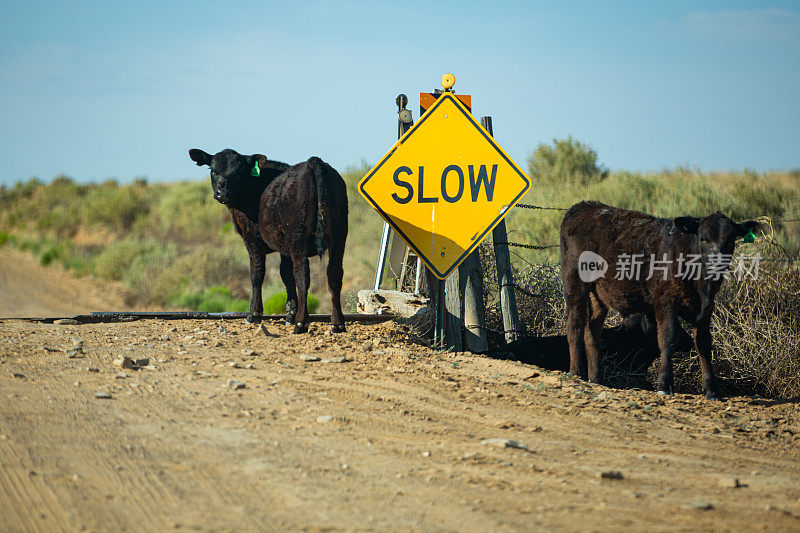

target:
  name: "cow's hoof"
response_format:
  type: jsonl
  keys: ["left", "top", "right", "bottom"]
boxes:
{"left": 703, "top": 376, "right": 721, "bottom": 401}
{"left": 246, "top": 313, "right": 261, "bottom": 324}
{"left": 331, "top": 324, "right": 346, "bottom": 333}
{"left": 285, "top": 304, "right": 297, "bottom": 326}
{"left": 657, "top": 374, "right": 674, "bottom": 396}
{"left": 293, "top": 323, "right": 308, "bottom": 334}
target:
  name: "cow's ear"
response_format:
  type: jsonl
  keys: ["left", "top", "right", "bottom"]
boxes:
{"left": 673, "top": 216, "right": 700, "bottom": 234}
{"left": 189, "top": 149, "right": 213, "bottom": 166}
{"left": 735, "top": 220, "right": 760, "bottom": 237}
{"left": 251, "top": 154, "right": 268, "bottom": 167}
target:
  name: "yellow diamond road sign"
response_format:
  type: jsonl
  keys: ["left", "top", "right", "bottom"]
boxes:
{"left": 359, "top": 92, "right": 531, "bottom": 279}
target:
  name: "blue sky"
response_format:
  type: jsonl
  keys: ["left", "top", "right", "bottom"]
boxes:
{"left": 1, "top": 1, "right": 798, "bottom": 185}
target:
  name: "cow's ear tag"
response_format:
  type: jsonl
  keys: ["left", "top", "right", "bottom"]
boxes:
{"left": 250, "top": 161, "right": 260, "bottom": 177}
{"left": 742, "top": 230, "right": 755, "bottom": 243}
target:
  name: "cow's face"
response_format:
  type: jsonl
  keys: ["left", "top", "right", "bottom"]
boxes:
{"left": 673, "top": 213, "right": 759, "bottom": 257}
{"left": 189, "top": 148, "right": 267, "bottom": 206}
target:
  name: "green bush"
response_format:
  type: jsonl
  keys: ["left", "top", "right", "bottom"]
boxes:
{"left": 263, "top": 290, "right": 319, "bottom": 315}
{"left": 62, "top": 252, "right": 92, "bottom": 276}
{"left": 145, "top": 244, "right": 249, "bottom": 304}
{"left": 168, "top": 286, "right": 318, "bottom": 314}
{"left": 168, "top": 286, "right": 249, "bottom": 313}
{"left": 527, "top": 136, "right": 609, "bottom": 186}
{"left": 16, "top": 238, "right": 42, "bottom": 254}
{"left": 40, "top": 244, "right": 63, "bottom": 266}
{"left": 30, "top": 176, "right": 85, "bottom": 235}
{"left": 92, "top": 238, "right": 176, "bottom": 284}
{"left": 78, "top": 181, "right": 152, "bottom": 233}
{"left": 0, "top": 178, "right": 43, "bottom": 206}
{"left": 196, "top": 286, "right": 248, "bottom": 313}
{"left": 154, "top": 182, "right": 226, "bottom": 242}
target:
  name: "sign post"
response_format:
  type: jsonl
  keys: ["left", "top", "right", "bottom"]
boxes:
{"left": 373, "top": 94, "right": 416, "bottom": 292}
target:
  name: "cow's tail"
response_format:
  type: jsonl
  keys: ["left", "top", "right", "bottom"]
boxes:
{"left": 311, "top": 157, "right": 327, "bottom": 257}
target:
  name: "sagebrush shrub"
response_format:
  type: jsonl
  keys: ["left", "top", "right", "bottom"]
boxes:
{"left": 527, "top": 136, "right": 609, "bottom": 186}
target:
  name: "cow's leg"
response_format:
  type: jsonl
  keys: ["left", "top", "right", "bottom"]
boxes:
{"left": 584, "top": 293, "right": 608, "bottom": 383}
{"left": 246, "top": 249, "right": 266, "bottom": 324}
{"left": 279, "top": 254, "right": 298, "bottom": 326}
{"left": 291, "top": 254, "right": 311, "bottom": 334}
{"left": 327, "top": 239, "right": 346, "bottom": 333}
{"left": 565, "top": 295, "right": 589, "bottom": 380}
{"left": 655, "top": 308, "right": 677, "bottom": 395}
{"left": 694, "top": 320, "right": 722, "bottom": 400}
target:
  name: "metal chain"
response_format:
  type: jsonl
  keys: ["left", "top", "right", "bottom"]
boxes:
{"left": 494, "top": 241, "right": 559, "bottom": 250}
{"left": 515, "top": 203, "right": 568, "bottom": 211}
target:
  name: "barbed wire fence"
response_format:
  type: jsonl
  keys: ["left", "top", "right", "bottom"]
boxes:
{"left": 477, "top": 203, "right": 564, "bottom": 348}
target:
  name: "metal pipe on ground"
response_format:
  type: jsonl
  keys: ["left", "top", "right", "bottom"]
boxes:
{"left": 3, "top": 312, "right": 394, "bottom": 325}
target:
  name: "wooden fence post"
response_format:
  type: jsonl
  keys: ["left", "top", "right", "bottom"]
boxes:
{"left": 444, "top": 267, "right": 463, "bottom": 351}
{"left": 482, "top": 116, "right": 524, "bottom": 344}
{"left": 459, "top": 251, "right": 488, "bottom": 352}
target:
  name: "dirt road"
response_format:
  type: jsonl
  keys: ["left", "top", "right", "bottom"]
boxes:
{"left": 0, "top": 248, "right": 128, "bottom": 318}
{"left": 1, "top": 250, "right": 799, "bottom": 531}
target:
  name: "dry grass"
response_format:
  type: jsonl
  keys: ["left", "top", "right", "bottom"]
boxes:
{"left": 693, "top": 246, "right": 799, "bottom": 398}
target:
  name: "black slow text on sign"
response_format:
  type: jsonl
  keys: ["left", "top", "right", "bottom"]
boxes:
{"left": 391, "top": 164, "right": 498, "bottom": 204}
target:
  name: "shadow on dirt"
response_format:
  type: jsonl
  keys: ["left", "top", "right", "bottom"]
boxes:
{"left": 748, "top": 396, "right": 800, "bottom": 407}
{"left": 482, "top": 314, "right": 695, "bottom": 390}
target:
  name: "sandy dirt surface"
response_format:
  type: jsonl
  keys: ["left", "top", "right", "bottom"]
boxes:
{"left": 0, "top": 248, "right": 129, "bottom": 318}
{"left": 1, "top": 250, "right": 799, "bottom": 531}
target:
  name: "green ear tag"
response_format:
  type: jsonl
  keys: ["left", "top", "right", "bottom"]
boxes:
{"left": 743, "top": 230, "right": 755, "bottom": 243}
{"left": 250, "top": 161, "right": 260, "bottom": 177}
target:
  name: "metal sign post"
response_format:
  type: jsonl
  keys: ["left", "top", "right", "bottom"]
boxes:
{"left": 373, "top": 94, "right": 422, "bottom": 292}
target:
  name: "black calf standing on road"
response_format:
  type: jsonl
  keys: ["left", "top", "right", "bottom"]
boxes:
{"left": 189, "top": 148, "right": 348, "bottom": 334}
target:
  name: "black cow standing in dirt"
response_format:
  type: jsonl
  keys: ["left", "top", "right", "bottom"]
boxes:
{"left": 560, "top": 201, "right": 758, "bottom": 399}
{"left": 189, "top": 148, "right": 348, "bottom": 334}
